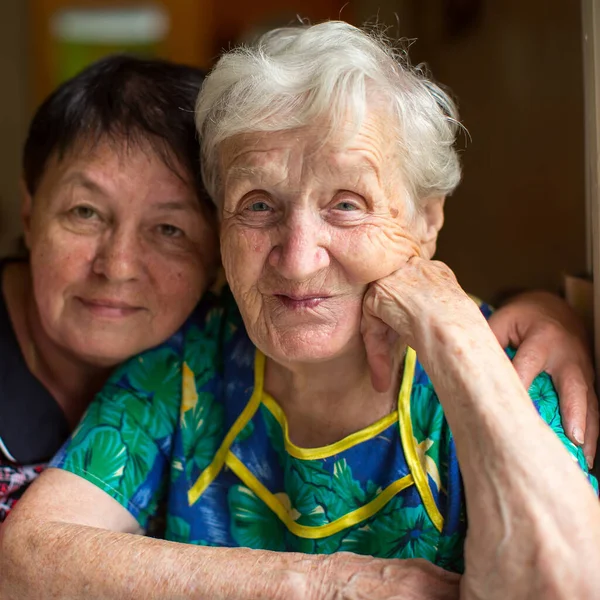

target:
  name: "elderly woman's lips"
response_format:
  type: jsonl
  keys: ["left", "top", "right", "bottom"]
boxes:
{"left": 274, "top": 294, "right": 329, "bottom": 310}
{"left": 77, "top": 298, "right": 143, "bottom": 318}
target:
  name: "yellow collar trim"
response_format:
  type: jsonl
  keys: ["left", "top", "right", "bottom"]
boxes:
{"left": 261, "top": 393, "right": 399, "bottom": 461}
{"left": 398, "top": 347, "right": 444, "bottom": 533}
{"left": 226, "top": 451, "right": 414, "bottom": 539}
{"left": 189, "top": 347, "right": 445, "bottom": 538}
{"left": 258, "top": 349, "right": 414, "bottom": 460}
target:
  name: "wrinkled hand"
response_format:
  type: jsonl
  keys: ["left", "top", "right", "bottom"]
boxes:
{"left": 361, "top": 257, "right": 484, "bottom": 392}
{"left": 301, "top": 553, "right": 460, "bottom": 600}
{"left": 488, "top": 291, "right": 598, "bottom": 467}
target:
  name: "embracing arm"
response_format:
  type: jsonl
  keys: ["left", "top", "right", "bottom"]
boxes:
{"left": 489, "top": 290, "right": 598, "bottom": 466}
{"left": 0, "top": 470, "right": 301, "bottom": 599}
{"left": 0, "top": 470, "right": 459, "bottom": 600}
{"left": 363, "top": 259, "right": 600, "bottom": 600}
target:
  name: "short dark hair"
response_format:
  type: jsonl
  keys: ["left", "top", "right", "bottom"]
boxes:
{"left": 23, "top": 54, "right": 213, "bottom": 215}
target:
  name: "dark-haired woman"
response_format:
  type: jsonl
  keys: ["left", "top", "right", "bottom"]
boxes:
{"left": 0, "top": 55, "right": 219, "bottom": 519}
{"left": 0, "top": 54, "right": 595, "bottom": 523}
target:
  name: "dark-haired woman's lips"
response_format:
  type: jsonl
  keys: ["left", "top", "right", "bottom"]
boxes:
{"left": 274, "top": 294, "right": 330, "bottom": 310}
{"left": 77, "top": 297, "right": 144, "bottom": 318}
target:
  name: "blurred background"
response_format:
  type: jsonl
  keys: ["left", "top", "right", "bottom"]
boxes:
{"left": 0, "top": 0, "right": 590, "bottom": 305}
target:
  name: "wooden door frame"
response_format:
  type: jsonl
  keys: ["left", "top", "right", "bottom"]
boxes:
{"left": 582, "top": 0, "right": 600, "bottom": 373}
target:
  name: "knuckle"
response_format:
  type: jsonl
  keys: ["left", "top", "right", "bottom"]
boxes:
{"left": 514, "top": 350, "right": 545, "bottom": 375}
{"left": 559, "top": 374, "right": 589, "bottom": 399}
{"left": 430, "top": 260, "right": 456, "bottom": 278}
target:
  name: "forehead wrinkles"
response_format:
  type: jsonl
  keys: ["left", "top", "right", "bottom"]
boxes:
{"left": 306, "top": 113, "right": 396, "bottom": 193}
{"left": 223, "top": 143, "right": 298, "bottom": 189}
{"left": 221, "top": 118, "right": 406, "bottom": 207}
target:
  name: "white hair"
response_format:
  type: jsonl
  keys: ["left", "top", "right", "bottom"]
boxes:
{"left": 195, "top": 21, "right": 462, "bottom": 208}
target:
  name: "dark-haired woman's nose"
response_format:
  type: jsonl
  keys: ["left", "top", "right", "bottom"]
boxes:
{"left": 92, "top": 229, "right": 143, "bottom": 282}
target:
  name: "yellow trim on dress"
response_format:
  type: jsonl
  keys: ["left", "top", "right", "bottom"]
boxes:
{"left": 261, "top": 391, "right": 399, "bottom": 460}
{"left": 225, "top": 451, "right": 414, "bottom": 539}
{"left": 398, "top": 348, "right": 444, "bottom": 533}
{"left": 187, "top": 352, "right": 265, "bottom": 505}
{"left": 188, "top": 345, "right": 445, "bottom": 538}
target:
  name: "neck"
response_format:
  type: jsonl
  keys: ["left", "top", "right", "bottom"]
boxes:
{"left": 6, "top": 263, "right": 112, "bottom": 429}
{"left": 264, "top": 338, "right": 405, "bottom": 448}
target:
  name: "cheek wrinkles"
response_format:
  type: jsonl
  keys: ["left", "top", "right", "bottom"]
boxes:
{"left": 221, "top": 223, "right": 273, "bottom": 290}
{"left": 222, "top": 224, "right": 270, "bottom": 257}
{"left": 330, "top": 216, "right": 420, "bottom": 284}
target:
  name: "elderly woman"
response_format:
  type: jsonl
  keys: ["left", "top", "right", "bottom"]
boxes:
{"left": 2, "top": 22, "right": 600, "bottom": 600}
{"left": 0, "top": 55, "right": 218, "bottom": 519}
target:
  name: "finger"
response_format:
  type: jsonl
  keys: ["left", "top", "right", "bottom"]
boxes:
{"left": 553, "top": 363, "right": 588, "bottom": 449}
{"left": 363, "top": 331, "right": 393, "bottom": 393}
{"left": 583, "top": 387, "right": 599, "bottom": 468}
{"left": 361, "top": 311, "right": 394, "bottom": 393}
{"left": 487, "top": 307, "right": 517, "bottom": 350}
{"left": 510, "top": 337, "right": 548, "bottom": 391}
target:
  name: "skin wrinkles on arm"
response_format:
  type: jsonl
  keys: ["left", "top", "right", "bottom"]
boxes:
{"left": 0, "top": 478, "right": 295, "bottom": 600}
{"left": 0, "top": 470, "right": 460, "bottom": 600}
{"left": 428, "top": 332, "right": 600, "bottom": 599}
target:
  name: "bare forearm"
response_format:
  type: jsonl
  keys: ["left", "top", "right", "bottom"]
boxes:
{"left": 426, "top": 325, "right": 591, "bottom": 500}
{"left": 417, "top": 320, "right": 600, "bottom": 596}
{"left": 364, "top": 259, "right": 600, "bottom": 597}
{"left": 0, "top": 515, "right": 461, "bottom": 600}
{"left": 0, "top": 517, "right": 305, "bottom": 600}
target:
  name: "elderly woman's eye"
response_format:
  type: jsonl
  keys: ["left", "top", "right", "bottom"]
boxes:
{"left": 157, "top": 224, "right": 184, "bottom": 238}
{"left": 247, "top": 201, "right": 272, "bottom": 212}
{"left": 334, "top": 201, "right": 358, "bottom": 211}
{"left": 71, "top": 205, "right": 98, "bottom": 219}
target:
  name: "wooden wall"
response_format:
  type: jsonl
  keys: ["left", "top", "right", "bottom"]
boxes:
{"left": 392, "top": 0, "right": 587, "bottom": 302}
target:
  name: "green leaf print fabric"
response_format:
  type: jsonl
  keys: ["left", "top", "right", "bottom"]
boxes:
{"left": 54, "top": 342, "right": 187, "bottom": 525}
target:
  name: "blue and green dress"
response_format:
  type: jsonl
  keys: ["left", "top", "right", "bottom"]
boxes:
{"left": 50, "top": 288, "right": 597, "bottom": 573}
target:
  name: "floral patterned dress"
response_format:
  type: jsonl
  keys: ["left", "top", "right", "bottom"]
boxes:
{"left": 50, "top": 288, "right": 597, "bottom": 573}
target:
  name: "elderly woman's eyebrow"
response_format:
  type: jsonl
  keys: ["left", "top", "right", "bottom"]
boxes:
{"left": 330, "top": 160, "right": 382, "bottom": 189}
{"left": 224, "top": 166, "right": 285, "bottom": 192}
{"left": 225, "top": 166, "right": 270, "bottom": 182}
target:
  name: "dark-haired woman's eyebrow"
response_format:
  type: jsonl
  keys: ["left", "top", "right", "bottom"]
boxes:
{"left": 61, "top": 172, "right": 109, "bottom": 197}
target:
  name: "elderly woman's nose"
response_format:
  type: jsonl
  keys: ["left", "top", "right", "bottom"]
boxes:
{"left": 268, "top": 220, "right": 330, "bottom": 280}
{"left": 92, "top": 229, "right": 144, "bottom": 282}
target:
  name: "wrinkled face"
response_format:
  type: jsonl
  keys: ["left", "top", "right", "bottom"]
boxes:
{"left": 220, "top": 112, "right": 431, "bottom": 364}
{"left": 24, "top": 139, "right": 218, "bottom": 366}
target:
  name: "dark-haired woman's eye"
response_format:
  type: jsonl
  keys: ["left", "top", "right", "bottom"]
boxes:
{"left": 71, "top": 205, "right": 98, "bottom": 220}
{"left": 157, "top": 224, "right": 184, "bottom": 238}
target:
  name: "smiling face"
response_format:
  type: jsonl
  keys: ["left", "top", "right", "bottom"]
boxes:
{"left": 220, "top": 111, "right": 440, "bottom": 364}
{"left": 23, "top": 138, "right": 218, "bottom": 366}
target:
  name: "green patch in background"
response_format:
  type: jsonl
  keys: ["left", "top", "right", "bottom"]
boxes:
{"left": 51, "top": 5, "right": 169, "bottom": 84}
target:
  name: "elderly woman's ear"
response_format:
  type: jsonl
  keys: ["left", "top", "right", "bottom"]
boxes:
{"left": 418, "top": 196, "right": 445, "bottom": 258}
